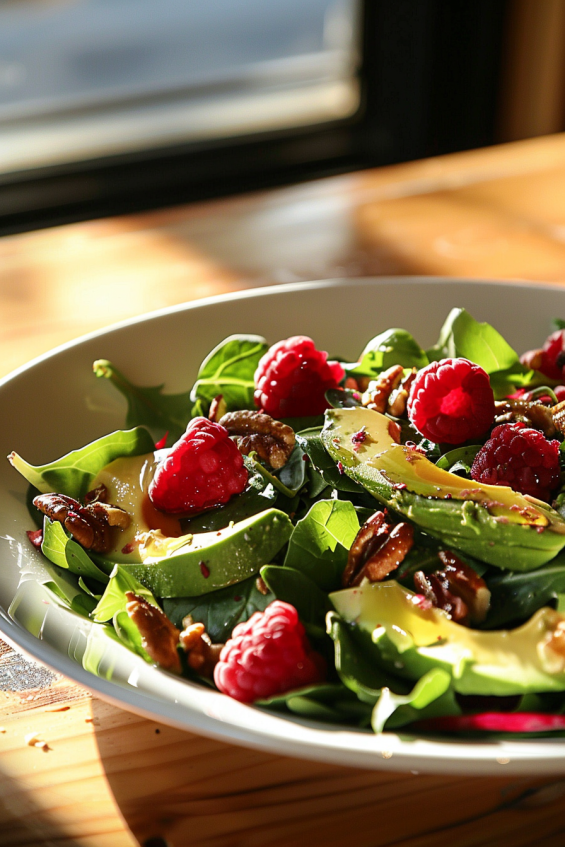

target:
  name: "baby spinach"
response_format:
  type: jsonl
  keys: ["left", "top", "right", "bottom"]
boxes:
{"left": 372, "top": 669, "right": 458, "bottom": 732}
{"left": 485, "top": 559, "right": 565, "bottom": 628}
{"left": 41, "top": 519, "right": 112, "bottom": 583}
{"left": 283, "top": 500, "right": 359, "bottom": 592}
{"left": 257, "top": 683, "right": 371, "bottom": 725}
{"left": 345, "top": 328, "right": 428, "bottom": 377}
{"left": 181, "top": 470, "right": 277, "bottom": 532}
{"left": 91, "top": 564, "right": 159, "bottom": 623}
{"left": 260, "top": 564, "right": 331, "bottom": 638}
{"left": 190, "top": 334, "right": 268, "bottom": 412}
{"left": 162, "top": 574, "right": 274, "bottom": 642}
{"left": 10, "top": 427, "right": 155, "bottom": 500}
{"left": 93, "top": 361, "right": 192, "bottom": 445}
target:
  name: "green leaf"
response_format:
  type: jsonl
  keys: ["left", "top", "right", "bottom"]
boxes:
{"left": 427, "top": 308, "right": 520, "bottom": 374}
{"left": 10, "top": 427, "right": 155, "bottom": 499}
{"left": 41, "top": 519, "right": 111, "bottom": 583}
{"left": 284, "top": 500, "right": 359, "bottom": 592}
{"left": 371, "top": 668, "right": 457, "bottom": 732}
{"left": 257, "top": 683, "right": 370, "bottom": 724}
{"left": 260, "top": 564, "right": 331, "bottom": 636}
{"left": 327, "top": 612, "right": 405, "bottom": 704}
{"left": 113, "top": 609, "right": 153, "bottom": 662}
{"left": 345, "top": 329, "right": 428, "bottom": 377}
{"left": 181, "top": 470, "right": 278, "bottom": 532}
{"left": 162, "top": 574, "right": 274, "bottom": 642}
{"left": 93, "top": 360, "right": 192, "bottom": 445}
{"left": 91, "top": 564, "right": 159, "bottom": 623}
{"left": 436, "top": 445, "right": 482, "bottom": 476}
{"left": 296, "top": 428, "right": 366, "bottom": 494}
{"left": 190, "top": 334, "right": 268, "bottom": 411}
{"left": 485, "top": 558, "right": 565, "bottom": 628}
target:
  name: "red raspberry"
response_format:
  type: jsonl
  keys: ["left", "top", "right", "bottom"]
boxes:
{"left": 407, "top": 358, "right": 495, "bottom": 444}
{"left": 254, "top": 336, "right": 344, "bottom": 418}
{"left": 536, "top": 330, "right": 565, "bottom": 381}
{"left": 213, "top": 600, "right": 325, "bottom": 702}
{"left": 470, "top": 422, "right": 560, "bottom": 502}
{"left": 148, "top": 417, "right": 248, "bottom": 514}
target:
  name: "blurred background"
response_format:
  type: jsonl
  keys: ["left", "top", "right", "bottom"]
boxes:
{"left": 2, "top": 0, "right": 564, "bottom": 234}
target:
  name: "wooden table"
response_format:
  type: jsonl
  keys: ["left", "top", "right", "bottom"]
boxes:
{"left": 3, "top": 133, "right": 565, "bottom": 847}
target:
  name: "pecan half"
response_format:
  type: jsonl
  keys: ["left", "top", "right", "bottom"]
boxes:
{"left": 125, "top": 592, "right": 181, "bottom": 673}
{"left": 494, "top": 399, "right": 558, "bottom": 437}
{"left": 414, "top": 551, "right": 491, "bottom": 625}
{"left": 180, "top": 615, "right": 224, "bottom": 678}
{"left": 33, "top": 492, "right": 130, "bottom": 554}
{"left": 343, "top": 512, "right": 414, "bottom": 588}
{"left": 219, "top": 410, "right": 295, "bottom": 469}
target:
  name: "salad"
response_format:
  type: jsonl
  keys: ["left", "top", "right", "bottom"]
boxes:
{"left": 10, "top": 306, "right": 565, "bottom": 738}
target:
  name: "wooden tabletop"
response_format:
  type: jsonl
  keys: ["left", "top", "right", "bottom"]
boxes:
{"left": 3, "top": 133, "right": 565, "bottom": 847}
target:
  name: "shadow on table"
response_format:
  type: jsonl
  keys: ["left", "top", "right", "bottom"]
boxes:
{"left": 90, "top": 697, "right": 565, "bottom": 847}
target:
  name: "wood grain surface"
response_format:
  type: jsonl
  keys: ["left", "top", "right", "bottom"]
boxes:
{"left": 2, "top": 133, "right": 565, "bottom": 846}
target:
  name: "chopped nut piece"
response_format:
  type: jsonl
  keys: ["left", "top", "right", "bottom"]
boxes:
{"left": 362, "top": 365, "right": 404, "bottom": 414}
{"left": 494, "top": 399, "right": 558, "bottom": 437}
{"left": 343, "top": 512, "right": 414, "bottom": 588}
{"left": 125, "top": 592, "right": 181, "bottom": 673}
{"left": 84, "top": 483, "right": 108, "bottom": 504}
{"left": 414, "top": 551, "right": 491, "bottom": 625}
{"left": 208, "top": 394, "right": 228, "bottom": 423}
{"left": 387, "top": 368, "right": 417, "bottom": 417}
{"left": 219, "top": 410, "right": 295, "bottom": 469}
{"left": 179, "top": 615, "right": 223, "bottom": 677}
{"left": 255, "top": 575, "right": 269, "bottom": 595}
{"left": 33, "top": 492, "right": 130, "bottom": 554}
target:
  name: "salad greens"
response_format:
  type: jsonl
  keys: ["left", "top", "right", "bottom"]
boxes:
{"left": 11, "top": 307, "right": 565, "bottom": 738}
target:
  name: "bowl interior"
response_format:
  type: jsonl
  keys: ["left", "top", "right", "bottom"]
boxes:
{"left": 2, "top": 277, "right": 565, "bottom": 775}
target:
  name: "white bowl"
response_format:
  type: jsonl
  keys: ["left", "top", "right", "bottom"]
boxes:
{"left": 2, "top": 277, "right": 565, "bottom": 776}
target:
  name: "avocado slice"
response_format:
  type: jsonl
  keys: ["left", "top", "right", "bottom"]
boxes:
{"left": 91, "top": 453, "right": 293, "bottom": 597}
{"left": 330, "top": 581, "right": 565, "bottom": 696}
{"left": 321, "top": 407, "right": 565, "bottom": 571}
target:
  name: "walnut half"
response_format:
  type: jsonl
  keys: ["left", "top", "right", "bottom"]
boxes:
{"left": 342, "top": 511, "right": 414, "bottom": 588}
{"left": 219, "top": 410, "right": 295, "bottom": 469}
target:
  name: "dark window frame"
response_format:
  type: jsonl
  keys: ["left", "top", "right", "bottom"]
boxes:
{"left": 0, "top": 0, "right": 508, "bottom": 236}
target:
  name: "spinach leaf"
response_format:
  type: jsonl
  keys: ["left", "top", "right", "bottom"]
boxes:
{"left": 326, "top": 612, "right": 405, "bottom": 704}
{"left": 10, "top": 427, "right": 155, "bottom": 499}
{"left": 278, "top": 444, "right": 309, "bottom": 493}
{"left": 427, "top": 308, "right": 520, "bottom": 374}
{"left": 485, "top": 559, "right": 565, "bottom": 628}
{"left": 296, "top": 428, "right": 366, "bottom": 494}
{"left": 41, "top": 519, "right": 112, "bottom": 583}
{"left": 113, "top": 610, "right": 153, "bottom": 663}
{"left": 436, "top": 445, "right": 481, "bottom": 477}
{"left": 190, "top": 334, "right": 268, "bottom": 411}
{"left": 325, "top": 388, "right": 363, "bottom": 409}
{"left": 372, "top": 669, "right": 457, "bottom": 732}
{"left": 257, "top": 683, "right": 371, "bottom": 725}
{"left": 284, "top": 500, "right": 359, "bottom": 592}
{"left": 181, "top": 470, "right": 277, "bottom": 532}
{"left": 91, "top": 564, "right": 159, "bottom": 623}
{"left": 93, "top": 360, "right": 192, "bottom": 445}
{"left": 162, "top": 574, "right": 274, "bottom": 642}
{"left": 345, "top": 329, "right": 428, "bottom": 377}
{"left": 260, "top": 564, "right": 331, "bottom": 638}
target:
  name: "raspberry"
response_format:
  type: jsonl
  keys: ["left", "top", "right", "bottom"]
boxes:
{"left": 148, "top": 417, "right": 248, "bottom": 514}
{"left": 470, "top": 422, "right": 560, "bottom": 501}
{"left": 537, "top": 330, "right": 565, "bottom": 381}
{"left": 254, "top": 336, "right": 344, "bottom": 418}
{"left": 213, "top": 600, "right": 325, "bottom": 702}
{"left": 407, "top": 358, "right": 495, "bottom": 444}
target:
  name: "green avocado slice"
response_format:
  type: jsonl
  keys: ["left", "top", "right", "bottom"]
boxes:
{"left": 321, "top": 407, "right": 565, "bottom": 571}
{"left": 106, "top": 508, "right": 292, "bottom": 597}
{"left": 330, "top": 581, "right": 565, "bottom": 696}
